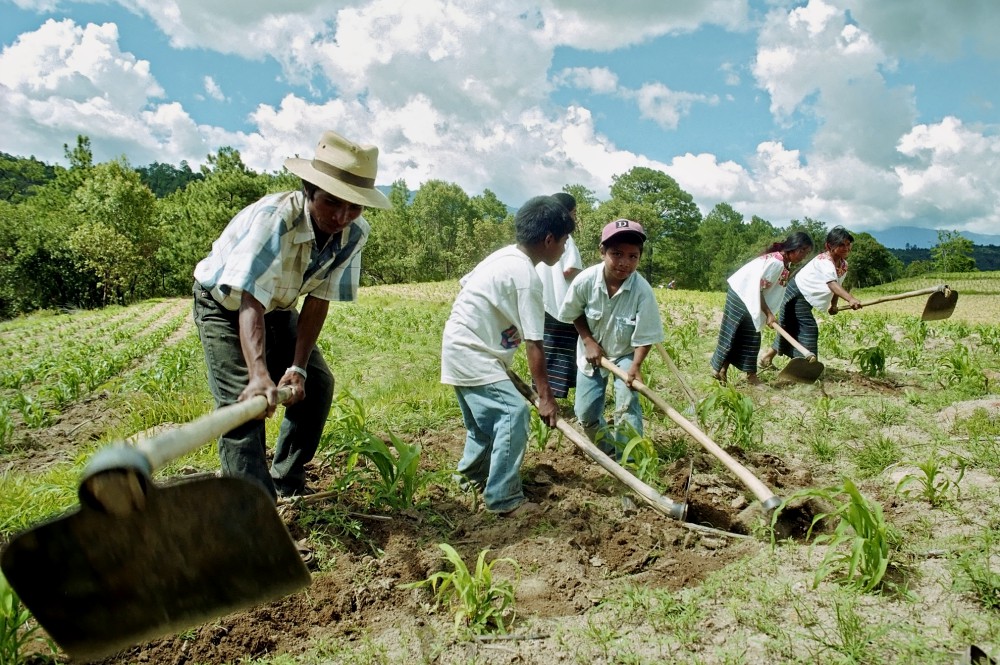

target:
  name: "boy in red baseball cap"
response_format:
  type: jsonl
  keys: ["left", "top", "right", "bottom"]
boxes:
{"left": 557, "top": 219, "right": 664, "bottom": 459}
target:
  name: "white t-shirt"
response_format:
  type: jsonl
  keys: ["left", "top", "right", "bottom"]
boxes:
{"left": 535, "top": 235, "right": 583, "bottom": 317}
{"left": 727, "top": 252, "right": 789, "bottom": 332}
{"left": 794, "top": 252, "right": 848, "bottom": 311}
{"left": 558, "top": 264, "right": 664, "bottom": 376}
{"left": 441, "top": 245, "right": 546, "bottom": 386}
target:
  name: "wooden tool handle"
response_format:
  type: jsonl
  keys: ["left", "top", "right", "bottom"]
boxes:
{"left": 505, "top": 370, "right": 686, "bottom": 520}
{"left": 769, "top": 322, "right": 815, "bottom": 359}
{"left": 599, "top": 358, "right": 778, "bottom": 507}
{"left": 830, "top": 285, "right": 942, "bottom": 312}
{"left": 655, "top": 343, "right": 699, "bottom": 409}
{"left": 139, "top": 387, "right": 294, "bottom": 471}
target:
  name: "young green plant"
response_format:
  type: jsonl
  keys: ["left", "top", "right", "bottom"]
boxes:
{"left": 405, "top": 543, "right": 519, "bottom": 636}
{"left": 896, "top": 454, "right": 965, "bottom": 508}
{"left": 773, "top": 478, "right": 901, "bottom": 592}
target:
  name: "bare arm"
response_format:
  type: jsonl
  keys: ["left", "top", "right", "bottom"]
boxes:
{"left": 626, "top": 345, "right": 651, "bottom": 387}
{"left": 276, "top": 295, "right": 330, "bottom": 406}
{"left": 573, "top": 314, "right": 604, "bottom": 367}
{"left": 525, "top": 340, "right": 558, "bottom": 426}
{"left": 239, "top": 290, "right": 278, "bottom": 416}
{"left": 827, "top": 280, "right": 861, "bottom": 314}
{"left": 760, "top": 291, "right": 776, "bottom": 327}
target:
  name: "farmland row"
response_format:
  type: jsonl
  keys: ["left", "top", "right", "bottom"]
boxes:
{"left": 0, "top": 299, "right": 164, "bottom": 345}
{"left": 0, "top": 300, "right": 192, "bottom": 448}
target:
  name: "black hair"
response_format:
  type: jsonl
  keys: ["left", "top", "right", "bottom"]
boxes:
{"left": 601, "top": 232, "right": 645, "bottom": 253}
{"left": 825, "top": 226, "right": 854, "bottom": 248}
{"left": 302, "top": 180, "right": 320, "bottom": 200}
{"left": 515, "top": 195, "right": 575, "bottom": 245}
{"left": 762, "top": 231, "right": 813, "bottom": 256}
{"left": 551, "top": 192, "right": 577, "bottom": 213}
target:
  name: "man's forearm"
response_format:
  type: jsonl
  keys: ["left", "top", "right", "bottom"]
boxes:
{"left": 239, "top": 291, "right": 269, "bottom": 379}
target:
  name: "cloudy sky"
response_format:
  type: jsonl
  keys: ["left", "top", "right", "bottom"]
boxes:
{"left": 1, "top": 0, "right": 998, "bottom": 235}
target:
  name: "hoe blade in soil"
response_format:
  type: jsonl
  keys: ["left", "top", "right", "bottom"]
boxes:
{"left": 778, "top": 356, "right": 825, "bottom": 384}
{"left": 1, "top": 476, "right": 311, "bottom": 661}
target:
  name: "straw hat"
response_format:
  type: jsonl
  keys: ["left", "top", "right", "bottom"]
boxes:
{"left": 285, "top": 131, "right": 391, "bottom": 209}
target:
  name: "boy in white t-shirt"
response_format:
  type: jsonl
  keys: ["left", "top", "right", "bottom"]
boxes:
{"left": 760, "top": 226, "right": 862, "bottom": 367}
{"left": 441, "top": 196, "right": 575, "bottom": 517}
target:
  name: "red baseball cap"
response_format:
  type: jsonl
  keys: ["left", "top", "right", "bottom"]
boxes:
{"left": 601, "top": 219, "right": 647, "bottom": 244}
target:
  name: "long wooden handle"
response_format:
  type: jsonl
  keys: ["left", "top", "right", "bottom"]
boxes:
{"left": 769, "top": 322, "right": 815, "bottom": 360}
{"left": 654, "top": 343, "right": 698, "bottom": 409}
{"left": 830, "top": 285, "right": 942, "bottom": 312}
{"left": 599, "top": 358, "right": 779, "bottom": 510}
{"left": 139, "top": 387, "right": 294, "bottom": 471}
{"left": 505, "top": 370, "right": 687, "bottom": 520}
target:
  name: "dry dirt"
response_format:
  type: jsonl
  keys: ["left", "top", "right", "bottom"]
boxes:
{"left": 7, "top": 356, "right": 999, "bottom": 664}
{"left": 5, "top": 392, "right": 822, "bottom": 665}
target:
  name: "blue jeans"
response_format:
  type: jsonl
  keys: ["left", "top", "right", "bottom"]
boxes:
{"left": 574, "top": 355, "right": 643, "bottom": 458}
{"left": 454, "top": 381, "right": 529, "bottom": 513}
{"left": 192, "top": 284, "right": 335, "bottom": 501}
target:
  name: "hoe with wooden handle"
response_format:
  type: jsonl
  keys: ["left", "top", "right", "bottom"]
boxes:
{"left": 829, "top": 284, "right": 958, "bottom": 321}
{"left": 506, "top": 370, "right": 689, "bottom": 521}
{"left": 599, "top": 357, "right": 781, "bottom": 516}
{"left": 1, "top": 388, "right": 310, "bottom": 662}
{"left": 768, "top": 321, "right": 825, "bottom": 384}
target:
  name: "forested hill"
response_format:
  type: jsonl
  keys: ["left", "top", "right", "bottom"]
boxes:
{"left": 0, "top": 136, "right": 984, "bottom": 319}
{"left": 890, "top": 246, "right": 1000, "bottom": 271}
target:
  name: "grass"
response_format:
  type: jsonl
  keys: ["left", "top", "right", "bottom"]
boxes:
{"left": 1, "top": 273, "right": 1000, "bottom": 663}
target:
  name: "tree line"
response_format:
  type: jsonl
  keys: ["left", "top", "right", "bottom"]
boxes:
{"left": 0, "top": 136, "right": 978, "bottom": 319}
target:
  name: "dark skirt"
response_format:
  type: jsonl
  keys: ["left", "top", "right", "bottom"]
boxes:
{"left": 542, "top": 313, "right": 578, "bottom": 398}
{"left": 772, "top": 277, "right": 818, "bottom": 358}
{"left": 711, "top": 287, "right": 761, "bottom": 374}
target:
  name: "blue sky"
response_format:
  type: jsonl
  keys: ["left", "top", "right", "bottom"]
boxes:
{"left": 1, "top": 0, "right": 998, "bottom": 236}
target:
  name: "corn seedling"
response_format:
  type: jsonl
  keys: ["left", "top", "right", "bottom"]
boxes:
{"left": 0, "top": 407, "right": 14, "bottom": 451}
{"left": 12, "top": 393, "right": 50, "bottom": 430}
{"left": 896, "top": 454, "right": 965, "bottom": 507}
{"left": 976, "top": 324, "right": 1000, "bottom": 355}
{"left": 404, "top": 544, "right": 519, "bottom": 635}
{"left": 774, "top": 479, "right": 901, "bottom": 592}
{"left": 851, "top": 345, "right": 886, "bottom": 378}
{"left": 528, "top": 409, "right": 553, "bottom": 452}
{"left": 1, "top": 571, "right": 53, "bottom": 665}
{"left": 937, "top": 343, "right": 987, "bottom": 394}
{"left": 697, "top": 383, "right": 760, "bottom": 450}
{"left": 619, "top": 432, "right": 661, "bottom": 486}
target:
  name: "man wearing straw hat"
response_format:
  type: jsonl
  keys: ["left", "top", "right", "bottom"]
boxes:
{"left": 193, "top": 130, "right": 391, "bottom": 502}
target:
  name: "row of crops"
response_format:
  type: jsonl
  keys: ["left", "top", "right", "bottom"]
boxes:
{"left": 0, "top": 299, "right": 194, "bottom": 450}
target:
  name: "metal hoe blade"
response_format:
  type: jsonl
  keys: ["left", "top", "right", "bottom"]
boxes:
{"left": 1, "top": 476, "right": 311, "bottom": 661}
{"left": 778, "top": 356, "right": 825, "bottom": 384}
{"left": 921, "top": 287, "right": 958, "bottom": 321}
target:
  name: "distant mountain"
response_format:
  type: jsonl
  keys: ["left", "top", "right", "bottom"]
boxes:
{"left": 868, "top": 226, "right": 1000, "bottom": 249}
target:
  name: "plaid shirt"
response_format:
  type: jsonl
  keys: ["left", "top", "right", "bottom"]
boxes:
{"left": 194, "top": 191, "right": 369, "bottom": 312}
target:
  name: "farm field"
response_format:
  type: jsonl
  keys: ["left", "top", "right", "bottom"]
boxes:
{"left": 1, "top": 272, "right": 999, "bottom": 664}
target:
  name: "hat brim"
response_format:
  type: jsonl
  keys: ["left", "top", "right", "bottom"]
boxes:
{"left": 285, "top": 158, "right": 391, "bottom": 209}
{"left": 602, "top": 230, "right": 647, "bottom": 244}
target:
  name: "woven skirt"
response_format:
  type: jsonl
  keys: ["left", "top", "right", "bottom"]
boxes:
{"left": 542, "top": 313, "right": 578, "bottom": 398}
{"left": 772, "top": 278, "right": 819, "bottom": 358}
{"left": 710, "top": 287, "right": 760, "bottom": 374}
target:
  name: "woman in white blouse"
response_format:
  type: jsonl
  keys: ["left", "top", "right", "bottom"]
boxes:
{"left": 710, "top": 232, "right": 814, "bottom": 386}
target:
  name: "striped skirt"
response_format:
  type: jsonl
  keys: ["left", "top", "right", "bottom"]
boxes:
{"left": 772, "top": 277, "right": 819, "bottom": 358}
{"left": 711, "top": 287, "right": 760, "bottom": 374}
{"left": 541, "top": 313, "right": 578, "bottom": 398}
